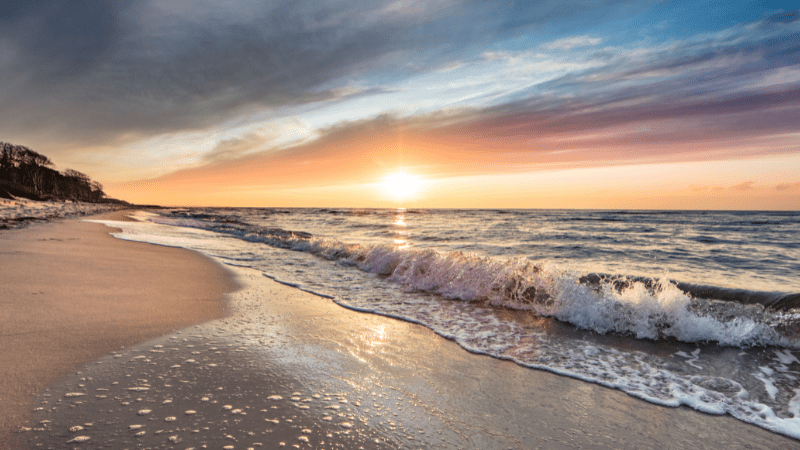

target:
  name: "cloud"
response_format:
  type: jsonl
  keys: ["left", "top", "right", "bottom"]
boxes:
{"left": 201, "top": 134, "right": 270, "bottom": 164}
{"left": 0, "top": 0, "right": 632, "bottom": 149}
{"left": 776, "top": 182, "right": 800, "bottom": 191}
{"left": 542, "top": 35, "right": 602, "bottom": 50}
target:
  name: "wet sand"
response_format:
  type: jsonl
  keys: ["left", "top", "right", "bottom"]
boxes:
{"left": 0, "top": 211, "right": 238, "bottom": 448}
{"left": 22, "top": 262, "right": 800, "bottom": 449}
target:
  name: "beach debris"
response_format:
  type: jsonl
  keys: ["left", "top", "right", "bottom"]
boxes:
{"left": 340, "top": 422, "right": 353, "bottom": 429}
{"left": 322, "top": 416, "right": 332, "bottom": 421}
{"left": 165, "top": 416, "right": 177, "bottom": 422}
{"left": 201, "top": 396, "right": 210, "bottom": 402}
{"left": 298, "top": 436, "right": 309, "bottom": 442}
{"left": 162, "top": 398, "right": 172, "bottom": 404}
{"left": 64, "top": 392, "right": 85, "bottom": 397}
{"left": 223, "top": 404, "right": 233, "bottom": 410}
{"left": 69, "top": 425, "right": 83, "bottom": 432}
{"left": 267, "top": 395, "right": 282, "bottom": 400}
{"left": 168, "top": 435, "right": 180, "bottom": 443}
{"left": 231, "top": 408, "right": 243, "bottom": 414}
{"left": 67, "top": 436, "right": 90, "bottom": 443}
{"left": 185, "top": 410, "right": 196, "bottom": 415}
{"left": 129, "top": 424, "right": 144, "bottom": 431}
{"left": 137, "top": 409, "right": 151, "bottom": 415}
{"left": 301, "top": 429, "right": 312, "bottom": 434}
{"left": 127, "top": 386, "right": 149, "bottom": 392}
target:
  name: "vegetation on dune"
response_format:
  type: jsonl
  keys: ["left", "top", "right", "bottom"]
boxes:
{"left": 0, "top": 142, "right": 127, "bottom": 204}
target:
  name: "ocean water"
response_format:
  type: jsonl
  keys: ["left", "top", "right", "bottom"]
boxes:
{"left": 97, "top": 208, "right": 800, "bottom": 439}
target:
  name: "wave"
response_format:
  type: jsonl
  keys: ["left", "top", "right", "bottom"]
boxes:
{"left": 157, "top": 212, "right": 800, "bottom": 348}
{"left": 579, "top": 273, "right": 800, "bottom": 310}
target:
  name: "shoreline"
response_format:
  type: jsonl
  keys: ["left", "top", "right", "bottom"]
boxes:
{"left": 5, "top": 212, "right": 800, "bottom": 448}
{"left": 0, "top": 198, "right": 136, "bottom": 230}
{"left": 16, "top": 220, "right": 800, "bottom": 449}
{"left": 0, "top": 210, "right": 238, "bottom": 448}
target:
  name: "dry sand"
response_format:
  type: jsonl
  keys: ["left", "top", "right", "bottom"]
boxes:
{"left": 0, "top": 211, "right": 237, "bottom": 448}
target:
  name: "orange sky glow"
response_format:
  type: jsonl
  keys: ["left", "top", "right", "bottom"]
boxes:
{"left": 108, "top": 110, "right": 800, "bottom": 209}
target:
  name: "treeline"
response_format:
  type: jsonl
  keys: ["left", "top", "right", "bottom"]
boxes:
{"left": 0, "top": 142, "right": 125, "bottom": 203}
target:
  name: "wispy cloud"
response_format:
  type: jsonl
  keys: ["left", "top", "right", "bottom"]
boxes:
{"left": 732, "top": 181, "right": 755, "bottom": 191}
{"left": 542, "top": 35, "right": 602, "bottom": 50}
{"left": 776, "top": 182, "right": 800, "bottom": 191}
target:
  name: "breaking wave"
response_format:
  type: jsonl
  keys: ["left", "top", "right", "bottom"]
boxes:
{"left": 155, "top": 212, "right": 800, "bottom": 349}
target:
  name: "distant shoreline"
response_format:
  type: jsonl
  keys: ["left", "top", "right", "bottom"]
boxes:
{"left": 0, "top": 198, "right": 153, "bottom": 230}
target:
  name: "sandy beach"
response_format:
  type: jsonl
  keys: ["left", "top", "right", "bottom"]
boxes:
{"left": 0, "top": 211, "right": 237, "bottom": 448}
{"left": 2, "top": 213, "right": 799, "bottom": 449}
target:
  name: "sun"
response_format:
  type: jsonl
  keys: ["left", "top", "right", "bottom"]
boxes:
{"left": 380, "top": 172, "right": 423, "bottom": 200}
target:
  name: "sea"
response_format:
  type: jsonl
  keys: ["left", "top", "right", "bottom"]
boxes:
{"left": 100, "top": 208, "right": 800, "bottom": 439}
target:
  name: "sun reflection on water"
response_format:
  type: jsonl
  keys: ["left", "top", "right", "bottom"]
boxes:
{"left": 392, "top": 208, "right": 411, "bottom": 249}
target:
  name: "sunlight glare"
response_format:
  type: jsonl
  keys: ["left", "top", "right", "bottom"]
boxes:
{"left": 380, "top": 172, "right": 423, "bottom": 200}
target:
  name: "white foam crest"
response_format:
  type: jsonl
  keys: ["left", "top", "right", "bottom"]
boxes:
{"left": 548, "top": 278, "right": 784, "bottom": 346}
{"left": 337, "top": 243, "right": 797, "bottom": 348}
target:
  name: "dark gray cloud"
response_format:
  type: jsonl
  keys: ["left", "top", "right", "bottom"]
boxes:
{"left": 0, "top": 0, "right": 635, "bottom": 148}
{"left": 1, "top": 1, "right": 120, "bottom": 76}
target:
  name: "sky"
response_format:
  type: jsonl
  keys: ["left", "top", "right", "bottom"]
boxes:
{"left": 1, "top": 1, "right": 798, "bottom": 209}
